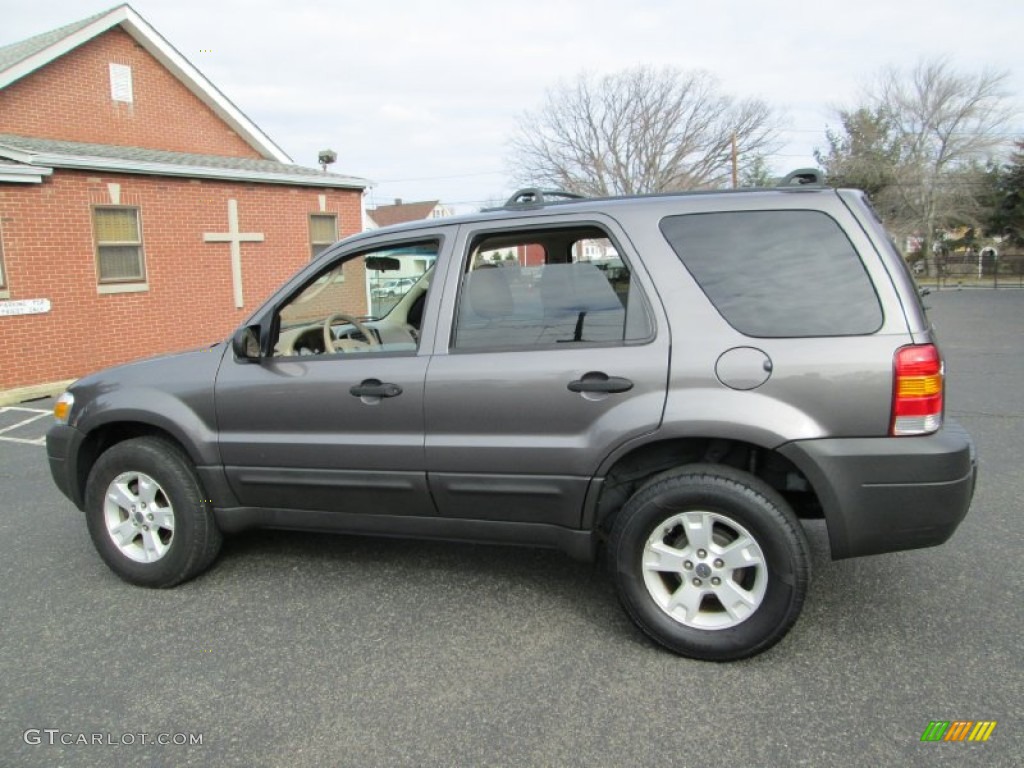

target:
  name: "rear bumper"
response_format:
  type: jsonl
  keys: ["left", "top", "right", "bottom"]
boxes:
{"left": 779, "top": 420, "right": 977, "bottom": 559}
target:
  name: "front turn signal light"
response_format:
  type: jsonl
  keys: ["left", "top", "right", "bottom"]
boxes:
{"left": 53, "top": 392, "right": 74, "bottom": 424}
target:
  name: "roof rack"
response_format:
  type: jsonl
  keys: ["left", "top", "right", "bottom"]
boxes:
{"left": 487, "top": 188, "right": 586, "bottom": 211}
{"left": 777, "top": 168, "right": 824, "bottom": 188}
{"left": 482, "top": 171, "right": 825, "bottom": 213}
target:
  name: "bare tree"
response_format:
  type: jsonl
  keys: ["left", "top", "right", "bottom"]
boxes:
{"left": 824, "top": 58, "right": 1015, "bottom": 269}
{"left": 508, "top": 67, "right": 779, "bottom": 195}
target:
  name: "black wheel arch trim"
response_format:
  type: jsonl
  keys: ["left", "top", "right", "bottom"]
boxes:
{"left": 777, "top": 421, "right": 976, "bottom": 560}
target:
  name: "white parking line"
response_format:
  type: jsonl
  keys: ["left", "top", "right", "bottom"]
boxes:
{"left": 0, "top": 410, "right": 50, "bottom": 433}
{"left": 0, "top": 434, "right": 46, "bottom": 445}
{"left": 0, "top": 406, "right": 51, "bottom": 446}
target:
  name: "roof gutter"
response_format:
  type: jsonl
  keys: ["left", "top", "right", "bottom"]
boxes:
{"left": 0, "top": 148, "right": 368, "bottom": 190}
{"left": 0, "top": 163, "right": 53, "bottom": 184}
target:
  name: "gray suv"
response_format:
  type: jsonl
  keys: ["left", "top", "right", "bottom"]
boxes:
{"left": 46, "top": 171, "right": 977, "bottom": 660}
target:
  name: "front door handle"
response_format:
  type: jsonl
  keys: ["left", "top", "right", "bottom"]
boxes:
{"left": 567, "top": 372, "right": 634, "bottom": 394}
{"left": 350, "top": 379, "right": 403, "bottom": 398}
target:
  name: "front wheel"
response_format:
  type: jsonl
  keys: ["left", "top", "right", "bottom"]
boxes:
{"left": 84, "top": 437, "right": 223, "bottom": 588}
{"left": 609, "top": 464, "right": 810, "bottom": 660}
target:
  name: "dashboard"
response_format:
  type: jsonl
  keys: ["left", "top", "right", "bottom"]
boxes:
{"left": 274, "top": 284, "right": 426, "bottom": 357}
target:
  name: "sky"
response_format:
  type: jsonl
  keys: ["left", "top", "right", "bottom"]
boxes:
{"left": 3, "top": 0, "right": 1023, "bottom": 213}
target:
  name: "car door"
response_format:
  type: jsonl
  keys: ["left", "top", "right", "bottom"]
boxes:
{"left": 215, "top": 231, "right": 453, "bottom": 517}
{"left": 423, "top": 215, "right": 670, "bottom": 527}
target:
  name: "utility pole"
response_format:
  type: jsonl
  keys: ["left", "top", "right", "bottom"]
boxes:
{"left": 731, "top": 133, "right": 738, "bottom": 188}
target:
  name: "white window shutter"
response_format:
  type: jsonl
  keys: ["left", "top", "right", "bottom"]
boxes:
{"left": 109, "top": 63, "right": 133, "bottom": 103}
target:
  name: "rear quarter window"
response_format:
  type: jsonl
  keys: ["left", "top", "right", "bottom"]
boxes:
{"left": 660, "top": 210, "right": 883, "bottom": 337}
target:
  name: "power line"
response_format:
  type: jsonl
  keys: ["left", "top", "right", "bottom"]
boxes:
{"left": 780, "top": 127, "right": 1024, "bottom": 139}
{"left": 373, "top": 170, "right": 506, "bottom": 183}
{"left": 360, "top": 137, "right": 1020, "bottom": 193}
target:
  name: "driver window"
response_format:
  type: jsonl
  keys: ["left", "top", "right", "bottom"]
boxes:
{"left": 273, "top": 241, "right": 438, "bottom": 357}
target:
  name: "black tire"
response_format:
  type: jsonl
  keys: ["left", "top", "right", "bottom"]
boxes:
{"left": 84, "top": 437, "right": 223, "bottom": 588}
{"left": 608, "top": 464, "right": 809, "bottom": 661}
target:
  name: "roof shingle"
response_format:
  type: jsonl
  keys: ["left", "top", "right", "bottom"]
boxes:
{"left": 367, "top": 201, "right": 441, "bottom": 227}
{"left": 0, "top": 6, "right": 116, "bottom": 72}
{"left": 0, "top": 133, "right": 369, "bottom": 189}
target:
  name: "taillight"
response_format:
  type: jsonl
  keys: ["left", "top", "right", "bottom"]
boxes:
{"left": 891, "top": 344, "right": 944, "bottom": 436}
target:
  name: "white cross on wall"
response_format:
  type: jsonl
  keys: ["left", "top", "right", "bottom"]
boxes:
{"left": 203, "top": 199, "right": 265, "bottom": 308}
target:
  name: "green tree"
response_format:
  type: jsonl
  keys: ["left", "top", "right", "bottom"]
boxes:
{"left": 814, "top": 107, "right": 901, "bottom": 197}
{"left": 989, "top": 140, "right": 1024, "bottom": 247}
{"left": 739, "top": 155, "right": 775, "bottom": 188}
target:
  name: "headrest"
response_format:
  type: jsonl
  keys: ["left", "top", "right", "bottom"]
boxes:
{"left": 466, "top": 268, "right": 513, "bottom": 319}
{"left": 540, "top": 262, "right": 622, "bottom": 315}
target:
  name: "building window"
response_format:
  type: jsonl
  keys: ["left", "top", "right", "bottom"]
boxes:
{"left": 309, "top": 214, "right": 338, "bottom": 259}
{"left": 93, "top": 207, "right": 145, "bottom": 283}
{"left": 109, "top": 63, "right": 133, "bottom": 103}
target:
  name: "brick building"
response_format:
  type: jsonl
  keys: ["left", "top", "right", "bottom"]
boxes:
{"left": 0, "top": 5, "right": 368, "bottom": 394}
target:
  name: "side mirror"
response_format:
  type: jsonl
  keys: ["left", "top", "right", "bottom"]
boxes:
{"left": 232, "top": 326, "right": 261, "bottom": 361}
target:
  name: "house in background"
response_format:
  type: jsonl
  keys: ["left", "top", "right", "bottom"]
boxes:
{"left": 363, "top": 199, "right": 450, "bottom": 293}
{"left": 0, "top": 4, "right": 368, "bottom": 394}
{"left": 364, "top": 198, "right": 452, "bottom": 230}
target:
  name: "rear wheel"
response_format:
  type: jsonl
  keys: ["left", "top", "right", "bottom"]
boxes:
{"left": 609, "top": 464, "right": 809, "bottom": 660}
{"left": 84, "top": 437, "right": 222, "bottom": 588}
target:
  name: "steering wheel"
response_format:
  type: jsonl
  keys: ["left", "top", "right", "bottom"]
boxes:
{"left": 323, "top": 313, "right": 381, "bottom": 354}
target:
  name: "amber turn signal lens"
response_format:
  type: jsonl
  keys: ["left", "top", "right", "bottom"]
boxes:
{"left": 53, "top": 392, "right": 74, "bottom": 424}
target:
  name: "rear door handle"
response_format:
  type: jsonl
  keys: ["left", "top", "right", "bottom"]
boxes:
{"left": 350, "top": 379, "right": 403, "bottom": 398}
{"left": 567, "top": 372, "right": 634, "bottom": 394}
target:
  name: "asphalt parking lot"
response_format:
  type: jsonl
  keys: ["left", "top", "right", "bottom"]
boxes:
{"left": 1, "top": 289, "right": 1021, "bottom": 767}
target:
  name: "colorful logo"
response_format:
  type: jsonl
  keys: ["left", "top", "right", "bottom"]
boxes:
{"left": 921, "top": 721, "right": 997, "bottom": 742}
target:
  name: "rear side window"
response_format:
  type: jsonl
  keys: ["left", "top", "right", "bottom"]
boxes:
{"left": 452, "top": 226, "right": 652, "bottom": 351}
{"left": 660, "top": 210, "right": 883, "bottom": 337}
